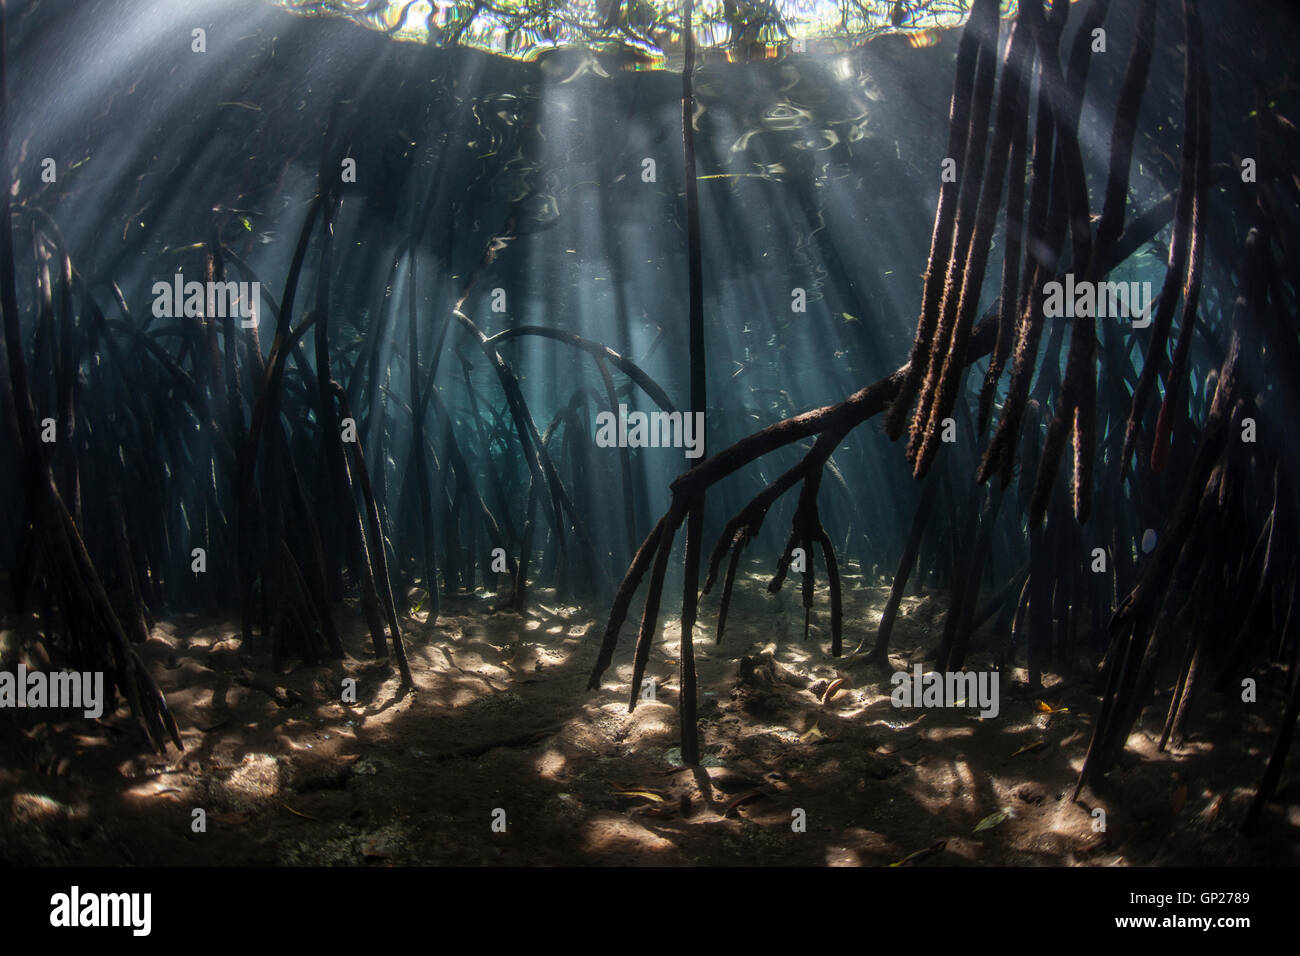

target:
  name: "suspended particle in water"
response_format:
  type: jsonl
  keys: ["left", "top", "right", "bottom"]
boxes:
{"left": 1140, "top": 528, "right": 1157, "bottom": 554}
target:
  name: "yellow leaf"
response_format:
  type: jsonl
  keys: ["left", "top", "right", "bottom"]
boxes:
{"left": 279, "top": 801, "right": 318, "bottom": 821}
{"left": 974, "top": 808, "right": 1013, "bottom": 833}
{"left": 613, "top": 789, "right": 665, "bottom": 804}
{"left": 889, "top": 840, "right": 946, "bottom": 867}
{"left": 800, "top": 722, "right": 825, "bottom": 743}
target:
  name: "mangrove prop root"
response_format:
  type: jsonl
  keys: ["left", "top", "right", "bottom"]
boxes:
{"left": 1153, "top": 1, "right": 1210, "bottom": 474}
{"left": 884, "top": 0, "right": 993, "bottom": 442}
{"left": 918, "top": 11, "right": 1036, "bottom": 473}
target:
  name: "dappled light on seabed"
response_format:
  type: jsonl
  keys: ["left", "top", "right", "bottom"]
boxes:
{"left": 0, "top": 0, "right": 1298, "bottom": 885}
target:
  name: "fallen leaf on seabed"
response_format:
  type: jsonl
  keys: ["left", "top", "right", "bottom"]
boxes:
{"left": 637, "top": 806, "right": 676, "bottom": 819}
{"left": 279, "top": 801, "right": 318, "bottom": 821}
{"left": 613, "top": 789, "right": 666, "bottom": 804}
{"left": 211, "top": 812, "right": 251, "bottom": 827}
{"left": 890, "top": 840, "right": 947, "bottom": 867}
{"left": 1010, "top": 739, "right": 1048, "bottom": 757}
{"left": 800, "top": 722, "right": 826, "bottom": 743}
{"left": 974, "top": 807, "right": 1014, "bottom": 833}
{"left": 721, "top": 790, "right": 766, "bottom": 817}
{"left": 821, "top": 677, "right": 847, "bottom": 705}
